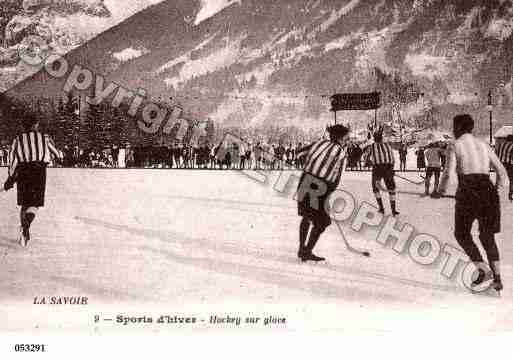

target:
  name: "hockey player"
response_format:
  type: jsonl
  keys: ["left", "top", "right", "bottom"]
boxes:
{"left": 424, "top": 143, "right": 444, "bottom": 198}
{"left": 439, "top": 114, "right": 509, "bottom": 292}
{"left": 495, "top": 134, "right": 513, "bottom": 201}
{"left": 3, "top": 112, "right": 61, "bottom": 247}
{"left": 364, "top": 126, "right": 399, "bottom": 216}
{"left": 295, "top": 124, "right": 350, "bottom": 262}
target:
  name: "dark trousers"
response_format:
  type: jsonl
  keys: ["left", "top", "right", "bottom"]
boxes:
{"left": 454, "top": 174, "right": 500, "bottom": 263}
{"left": 371, "top": 164, "right": 396, "bottom": 193}
{"left": 17, "top": 162, "right": 47, "bottom": 207}
{"left": 297, "top": 173, "right": 337, "bottom": 231}
{"left": 425, "top": 167, "right": 441, "bottom": 192}
{"left": 400, "top": 158, "right": 406, "bottom": 171}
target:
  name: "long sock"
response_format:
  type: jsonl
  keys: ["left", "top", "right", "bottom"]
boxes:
{"left": 391, "top": 200, "right": 397, "bottom": 213}
{"left": 491, "top": 261, "right": 501, "bottom": 278}
{"left": 480, "top": 232, "right": 500, "bottom": 277}
{"left": 375, "top": 196, "right": 384, "bottom": 212}
{"left": 26, "top": 212, "right": 35, "bottom": 227}
{"left": 434, "top": 176, "right": 440, "bottom": 193}
{"left": 20, "top": 207, "right": 28, "bottom": 227}
{"left": 305, "top": 226, "right": 324, "bottom": 254}
{"left": 390, "top": 192, "right": 398, "bottom": 213}
{"left": 299, "top": 218, "right": 310, "bottom": 252}
{"left": 492, "top": 261, "right": 502, "bottom": 289}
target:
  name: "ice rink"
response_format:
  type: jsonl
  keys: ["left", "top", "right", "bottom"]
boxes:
{"left": 0, "top": 168, "right": 512, "bottom": 334}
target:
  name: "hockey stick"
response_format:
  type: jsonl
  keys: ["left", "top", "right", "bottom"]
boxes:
{"left": 394, "top": 173, "right": 425, "bottom": 186}
{"left": 334, "top": 220, "right": 370, "bottom": 257}
{"left": 440, "top": 194, "right": 456, "bottom": 199}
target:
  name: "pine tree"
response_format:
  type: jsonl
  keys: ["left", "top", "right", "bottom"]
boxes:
{"left": 112, "top": 105, "right": 128, "bottom": 147}
{"left": 85, "top": 102, "right": 101, "bottom": 150}
{"left": 205, "top": 119, "right": 215, "bottom": 145}
{"left": 54, "top": 97, "right": 67, "bottom": 147}
{"left": 51, "top": 93, "right": 79, "bottom": 148}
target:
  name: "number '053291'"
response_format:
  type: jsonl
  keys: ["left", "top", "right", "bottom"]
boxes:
{"left": 14, "top": 344, "right": 46, "bottom": 352}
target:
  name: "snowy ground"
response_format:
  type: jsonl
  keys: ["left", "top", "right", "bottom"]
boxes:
{"left": 0, "top": 168, "right": 512, "bottom": 334}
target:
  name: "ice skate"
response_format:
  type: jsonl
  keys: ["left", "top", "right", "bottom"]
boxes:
{"left": 297, "top": 246, "right": 306, "bottom": 260}
{"left": 492, "top": 275, "right": 503, "bottom": 294}
{"left": 470, "top": 268, "right": 495, "bottom": 294}
{"left": 391, "top": 203, "right": 399, "bottom": 217}
{"left": 301, "top": 252, "right": 325, "bottom": 262}
{"left": 19, "top": 225, "right": 30, "bottom": 248}
{"left": 430, "top": 191, "right": 441, "bottom": 199}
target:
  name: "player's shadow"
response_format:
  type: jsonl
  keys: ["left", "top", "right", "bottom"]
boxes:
{"left": 177, "top": 200, "right": 296, "bottom": 217}
{"left": 75, "top": 216, "right": 464, "bottom": 298}
{"left": 0, "top": 235, "right": 21, "bottom": 251}
{"left": 160, "top": 193, "right": 295, "bottom": 210}
{"left": 0, "top": 230, "right": 145, "bottom": 301}
{"left": 139, "top": 245, "right": 404, "bottom": 303}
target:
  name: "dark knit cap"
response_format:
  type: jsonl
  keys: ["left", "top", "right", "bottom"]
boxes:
{"left": 327, "top": 124, "right": 350, "bottom": 141}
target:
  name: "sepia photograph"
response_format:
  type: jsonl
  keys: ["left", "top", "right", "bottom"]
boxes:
{"left": 1, "top": 0, "right": 513, "bottom": 355}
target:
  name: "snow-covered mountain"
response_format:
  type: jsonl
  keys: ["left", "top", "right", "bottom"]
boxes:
{"left": 0, "top": 0, "right": 164, "bottom": 91}
{"left": 4, "top": 0, "right": 513, "bottom": 133}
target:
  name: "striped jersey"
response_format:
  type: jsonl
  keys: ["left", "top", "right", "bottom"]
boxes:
{"left": 364, "top": 142, "right": 395, "bottom": 166}
{"left": 8, "top": 131, "right": 61, "bottom": 176}
{"left": 440, "top": 134, "right": 509, "bottom": 190}
{"left": 297, "top": 139, "right": 347, "bottom": 184}
{"left": 496, "top": 140, "right": 513, "bottom": 165}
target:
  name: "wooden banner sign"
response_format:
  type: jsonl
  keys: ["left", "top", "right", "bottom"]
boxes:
{"left": 330, "top": 92, "right": 382, "bottom": 111}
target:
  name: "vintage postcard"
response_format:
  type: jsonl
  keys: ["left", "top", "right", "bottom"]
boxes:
{"left": 1, "top": 0, "right": 513, "bottom": 355}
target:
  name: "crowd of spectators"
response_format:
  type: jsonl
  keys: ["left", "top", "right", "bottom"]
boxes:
{"left": 0, "top": 138, "right": 450, "bottom": 172}
{"left": 58, "top": 142, "right": 306, "bottom": 170}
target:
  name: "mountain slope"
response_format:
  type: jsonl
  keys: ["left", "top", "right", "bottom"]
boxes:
{"left": 0, "top": 0, "right": 166, "bottom": 91}
{"left": 3, "top": 0, "right": 513, "bottom": 134}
